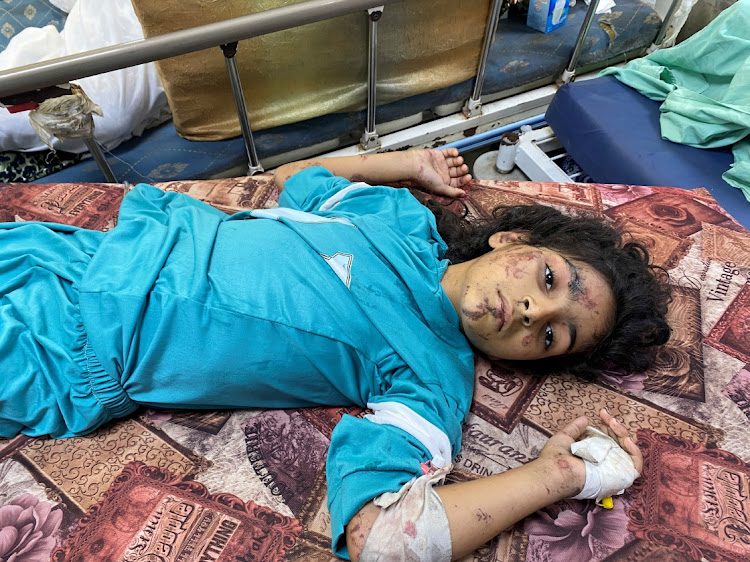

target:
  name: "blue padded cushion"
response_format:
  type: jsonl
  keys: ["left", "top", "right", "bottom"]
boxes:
{"left": 38, "top": 111, "right": 362, "bottom": 185}
{"left": 546, "top": 75, "right": 749, "bottom": 229}
{"left": 0, "top": 0, "right": 67, "bottom": 52}
{"left": 384, "top": 0, "right": 662, "bottom": 114}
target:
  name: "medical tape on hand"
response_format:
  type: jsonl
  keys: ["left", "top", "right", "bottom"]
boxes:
{"left": 570, "top": 426, "right": 640, "bottom": 502}
{"left": 359, "top": 465, "right": 453, "bottom": 562}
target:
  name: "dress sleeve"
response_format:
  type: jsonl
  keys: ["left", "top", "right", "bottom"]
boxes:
{"left": 326, "top": 363, "right": 469, "bottom": 560}
{"left": 279, "top": 166, "right": 448, "bottom": 256}
{"left": 326, "top": 415, "right": 433, "bottom": 560}
{"left": 278, "top": 166, "right": 354, "bottom": 212}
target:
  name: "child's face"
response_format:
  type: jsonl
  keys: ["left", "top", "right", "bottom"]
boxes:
{"left": 454, "top": 235, "right": 615, "bottom": 361}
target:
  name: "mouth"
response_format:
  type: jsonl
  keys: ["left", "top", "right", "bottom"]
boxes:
{"left": 462, "top": 292, "right": 509, "bottom": 332}
{"left": 493, "top": 292, "right": 509, "bottom": 331}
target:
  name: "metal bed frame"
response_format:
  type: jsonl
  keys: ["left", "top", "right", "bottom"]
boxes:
{"left": 0, "top": 0, "right": 684, "bottom": 182}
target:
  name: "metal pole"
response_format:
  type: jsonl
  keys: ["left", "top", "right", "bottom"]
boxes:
{"left": 361, "top": 6, "right": 384, "bottom": 150}
{"left": 463, "top": 0, "right": 503, "bottom": 118}
{"left": 221, "top": 42, "right": 263, "bottom": 175}
{"left": 650, "top": 0, "right": 683, "bottom": 50}
{"left": 83, "top": 137, "right": 117, "bottom": 183}
{"left": 560, "top": 0, "right": 601, "bottom": 83}
{"left": 0, "top": 0, "right": 403, "bottom": 99}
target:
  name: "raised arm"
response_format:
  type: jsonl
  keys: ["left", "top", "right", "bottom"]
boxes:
{"left": 273, "top": 148, "right": 472, "bottom": 197}
{"left": 346, "top": 409, "right": 642, "bottom": 561}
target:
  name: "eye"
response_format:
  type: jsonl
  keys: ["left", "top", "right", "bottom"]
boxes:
{"left": 544, "top": 264, "right": 555, "bottom": 291}
{"left": 544, "top": 324, "right": 554, "bottom": 350}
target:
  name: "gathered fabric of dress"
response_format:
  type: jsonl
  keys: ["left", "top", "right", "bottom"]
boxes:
{"left": 0, "top": 168, "right": 475, "bottom": 559}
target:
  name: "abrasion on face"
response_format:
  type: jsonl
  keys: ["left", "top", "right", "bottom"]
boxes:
{"left": 567, "top": 260, "right": 601, "bottom": 313}
{"left": 496, "top": 251, "right": 536, "bottom": 280}
{"left": 571, "top": 273, "right": 600, "bottom": 313}
{"left": 461, "top": 307, "right": 485, "bottom": 321}
{"left": 483, "top": 296, "right": 505, "bottom": 320}
{"left": 578, "top": 287, "right": 600, "bottom": 312}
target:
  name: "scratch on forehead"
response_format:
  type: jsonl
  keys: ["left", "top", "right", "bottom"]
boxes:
{"left": 565, "top": 257, "right": 584, "bottom": 299}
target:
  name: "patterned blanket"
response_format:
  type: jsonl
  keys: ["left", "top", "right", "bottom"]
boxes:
{"left": 0, "top": 177, "right": 748, "bottom": 561}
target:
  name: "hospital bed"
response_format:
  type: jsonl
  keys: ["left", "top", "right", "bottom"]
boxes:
{"left": 545, "top": 74, "right": 750, "bottom": 228}
{"left": 477, "top": 73, "right": 750, "bottom": 230}
{"left": 1, "top": 0, "right": 663, "bottom": 184}
{"left": 2, "top": 2, "right": 750, "bottom": 561}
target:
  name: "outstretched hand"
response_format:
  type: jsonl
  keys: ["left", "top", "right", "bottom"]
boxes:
{"left": 538, "top": 408, "right": 643, "bottom": 498}
{"left": 409, "top": 148, "right": 472, "bottom": 198}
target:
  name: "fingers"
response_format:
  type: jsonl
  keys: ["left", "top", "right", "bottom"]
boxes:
{"left": 450, "top": 171, "right": 472, "bottom": 186}
{"left": 433, "top": 184, "right": 468, "bottom": 198}
{"left": 421, "top": 148, "right": 472, "bottom": 197}
{"left": 598, "top": 408, "right": 643, "bottom": 473}
{"left": 599, "top": 408, "right": 628, "bottom": 438}
{"left": 557, "top": 415, "right": 589, "bottom": 442}
{"left": 599, "top": 408, "right": 631, "bottom": 444}
{"left": 446, "top": 161, "right": 466, "bottom": 176}
{"left": 439, "top": 147, "right": 460, "bottom": 158}
{"left": 447, "top": 163, "right": 468, "bottom": 177}
{"left": 445, "top": 157, "right": 467, "bottom": 175}
{"left": 438, "top": 149, "right": 467, "bottom": 174}
{"left": 445, "top": 155, "right": 471, "bottom": 189}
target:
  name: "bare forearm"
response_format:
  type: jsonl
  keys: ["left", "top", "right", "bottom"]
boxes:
{"left": 347, "top": 456, "right": 581, "bottom": 561}
{"left": 437, "top": 456, "right": 579, "bottom": 559}
{"left": 346, "top": 413, "right": 638, "bottom": 561}
{"left": 274, "top": 152, "right": 416, "bottom": 192}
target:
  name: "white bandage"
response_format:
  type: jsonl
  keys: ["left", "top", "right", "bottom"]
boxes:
{"left": 570, "top": 426, "right": 640, "bottom": 502}
{"left": 359, "top": 465, "right": 452, "bottom": 562}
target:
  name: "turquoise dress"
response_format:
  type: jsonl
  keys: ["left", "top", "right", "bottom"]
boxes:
{"left": 0, "top": 223, "right": 108, "bottom": 438}
{"left": 0, "top": 168, "right": 475, "bottom": 558}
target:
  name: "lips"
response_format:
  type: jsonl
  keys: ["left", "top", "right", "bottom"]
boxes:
{"left": 463, "top": 292, "right": 510, "bottom": 332}
{"left": 494, "top": 292, "right": 509, "bottom": 332}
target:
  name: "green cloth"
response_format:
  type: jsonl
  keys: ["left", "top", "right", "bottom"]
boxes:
{"left": 601, "top": 0, "right": 750, "bottom": 201}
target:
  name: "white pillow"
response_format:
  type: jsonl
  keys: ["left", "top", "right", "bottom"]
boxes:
{"left": 0, "top": 0, "right": 170, "bottom": 153}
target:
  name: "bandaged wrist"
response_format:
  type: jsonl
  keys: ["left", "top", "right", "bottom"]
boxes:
{"left": 570, "top": 426, "right": 640, "bottom": 502}
{"left": 359, "top": 465, "right": 452, "bottom": 562}
{"left": 572, "top": 460, "right": 602, "bottom": 501}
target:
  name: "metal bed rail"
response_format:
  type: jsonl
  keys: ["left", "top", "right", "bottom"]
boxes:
{"left": 462, "top": 0, "right": 681, "bottom": 110}
{"left": 0, "top": 0, "right": 402, "bottom": 99}
{"left": 0, "top": 0, "right": 402, "bottom": 180}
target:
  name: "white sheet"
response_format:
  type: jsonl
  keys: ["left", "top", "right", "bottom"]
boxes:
{"left": 0, "top": 0, "right": 169, "bottom": 153}
{"left": 49, "top": 0, "right": 77, "bottom": 12}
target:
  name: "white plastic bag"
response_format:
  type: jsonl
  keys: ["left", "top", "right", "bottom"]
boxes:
{"left": 28, "top": 84, "right": 102, "bottom": 149}
{"left": 0, "top": 0, "right": 169, "bottom": 153}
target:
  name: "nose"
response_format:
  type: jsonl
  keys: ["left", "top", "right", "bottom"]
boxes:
{"left": 519, "top": 296, "right": 556, "bottom": 327}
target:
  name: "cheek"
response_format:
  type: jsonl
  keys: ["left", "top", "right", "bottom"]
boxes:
{"left": 461, "top": 306, "right": 484, "bottom": 320}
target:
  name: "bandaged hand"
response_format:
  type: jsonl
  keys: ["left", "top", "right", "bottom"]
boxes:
{"left": 570, "top": 426, "right": 641, "bottom": 502}
{"left": 539, "top": 408, "right": 643, "bottom": 502}
{"left": 571, "top": 409, "right": 642, "bottom": 502}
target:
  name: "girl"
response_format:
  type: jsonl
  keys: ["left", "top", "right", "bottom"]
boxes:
{"left": 0, "top": 148, "right": 669, "bottom": 560}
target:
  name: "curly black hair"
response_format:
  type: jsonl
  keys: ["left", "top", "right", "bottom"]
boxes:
{"left": 421, "top": 198, "right": 672, "bottom": 379}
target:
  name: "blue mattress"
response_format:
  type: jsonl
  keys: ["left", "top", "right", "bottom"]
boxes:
{"left": 546, "top": 75, "right": 749, "bottom": 228}
{"left": 38, "top": 0, "right": 661, "bottom": 185}
{"left": 37, "top": 111, "right": 363, "bottom": 185}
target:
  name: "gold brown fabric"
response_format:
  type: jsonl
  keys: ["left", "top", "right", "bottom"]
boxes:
{"left": 129, "top": 0, "right": 491, "bottom": 140}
